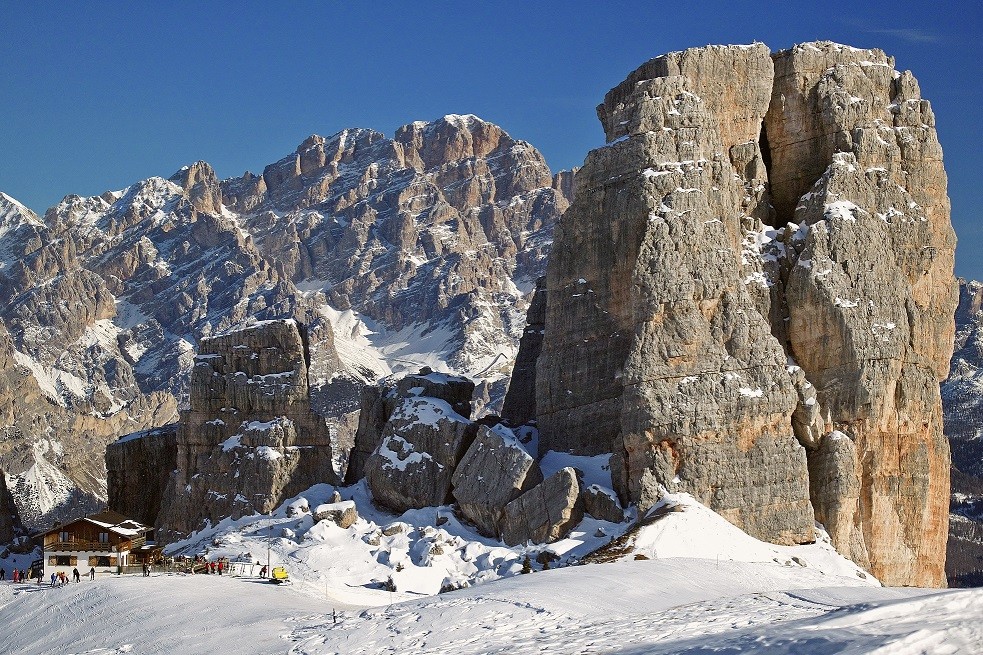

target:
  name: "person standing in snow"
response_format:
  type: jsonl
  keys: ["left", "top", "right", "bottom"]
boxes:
{"left": 50, "top": 572, "right": 56, "bottom": 586}
{"left": 89, "top": 566, "right": 95, "bottom": 581}
{"left": 73, "top": 567, "right": 80, "bottom": 583}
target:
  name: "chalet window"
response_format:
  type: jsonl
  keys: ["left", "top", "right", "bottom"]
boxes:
{"left": 90, "top": 556, "right": 111, "bottom": 567}
{"left": 98, "top": 532, "right": 109, "bottom": 544}
{"left": 59, "top": 531, "right": 70, "bottom": 542}
{"left": 48, "top": 556, "right": 57, "bottom": 565}
{"left": 56, "top": 555, "right": 71, "bottom": 566}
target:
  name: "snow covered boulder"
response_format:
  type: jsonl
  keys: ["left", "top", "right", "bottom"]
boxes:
{"left": 348, "top": 368, "right": 475, "bottom": 484}
{"left": 451, "top": 424, "right": 544, "bottom": 537}
{"left": 364, "top": 396, "right": 475, "bottom": 512}
{"left": 582, "top": 484, "right": 625, "bottom": 523}
{"left": 501, "top": 467, "right": 583, "bottom": 546}
{"left": 313, "top": 500, "right": 358, "bottom": 528}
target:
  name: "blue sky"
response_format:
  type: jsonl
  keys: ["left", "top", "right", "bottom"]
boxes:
{"left": 2, "top": 2, "right": 981, "bottom": 277}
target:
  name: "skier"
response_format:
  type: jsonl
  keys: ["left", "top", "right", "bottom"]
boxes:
{"left": 89, "top": 566, "right": 95, "bottom": 581}
{"left": 50, "top": 572, "right": 56, "bottom": 586}
{"left": 73, "top": 567, "right": 80, "bottom": 583}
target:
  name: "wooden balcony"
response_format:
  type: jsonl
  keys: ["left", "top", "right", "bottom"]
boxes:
{"left": 44, "top": 535, "right": 146, "bottom": 552}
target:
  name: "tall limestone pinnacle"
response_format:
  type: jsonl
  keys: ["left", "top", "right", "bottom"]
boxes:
{"left": 512, "top": 41, "right": 956, "bottom": 586}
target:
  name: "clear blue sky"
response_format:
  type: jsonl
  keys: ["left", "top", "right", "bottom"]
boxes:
{"left": 2, "top": 2, "right": 981, "bottom": 277}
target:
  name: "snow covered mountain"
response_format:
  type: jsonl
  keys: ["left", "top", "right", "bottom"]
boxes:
{"left": 0, "top": 115, "right": 572, "bottom": 529}
{"left": 942, "top": 279, "right": 983, "bottom": 586}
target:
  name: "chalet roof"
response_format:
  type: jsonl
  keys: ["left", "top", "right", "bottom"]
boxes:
{"left": 44, "top": 510, "right": 151, "bottom": 538}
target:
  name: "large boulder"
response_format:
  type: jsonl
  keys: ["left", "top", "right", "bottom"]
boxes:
{"left": 364, "top": 395, "right": 475, "bottom": 512}
{"left": 451, "top": 424, "right": 544, "bottom": 536}
{"left": 501, "top": 467, "right": 583, "bottom": 546}
{"left": 582, "top": 485, "right": 625, "bottom": 524}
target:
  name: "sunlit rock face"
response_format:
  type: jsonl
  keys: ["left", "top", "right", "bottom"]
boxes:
{"left": 522, "top": 42, "right": 955, "bottom": 587}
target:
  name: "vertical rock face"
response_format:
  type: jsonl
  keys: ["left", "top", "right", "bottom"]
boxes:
{"left": 155, "top": 319, "right": 339, "bottom": 542}
{"left": 501, "top": 277, "right": 546, "bottom": 426}
{"left": 0, "top": 472, "right": 26, "bottom": 546}
{"left": 770, "top": 42, "right": 955, "bottom": 587}
{"left": 105, "top": 424, "right": 178, "bottom": 528}
{"left": 942, "top": 279, "right": 983, "bottom": 586}
{"left": 529, "top": 42, "right": 955, "bottom": 585}
{"left": 536, "top": 44, "right": 815, "bottom": 545}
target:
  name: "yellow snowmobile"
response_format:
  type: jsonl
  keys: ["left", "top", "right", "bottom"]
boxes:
{"left": 271, "top": 566, "right": 290, "bottom": 584}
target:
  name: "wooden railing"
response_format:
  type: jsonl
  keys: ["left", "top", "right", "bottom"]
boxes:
{"left": 43, "top": 536, "right": 147, "bottom": 552}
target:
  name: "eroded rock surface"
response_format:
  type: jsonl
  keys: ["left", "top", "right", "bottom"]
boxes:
{"left": 451, "top": 424, "right": 543, "bottom": 536}
{"left": 526, "top": 42, "right": 955, "bottom": 585}
{"left": 501, "top": 467, "right": 583, "bottom": 546}
{"left": 155, "top": 320, "right": 339, "bottom": 542}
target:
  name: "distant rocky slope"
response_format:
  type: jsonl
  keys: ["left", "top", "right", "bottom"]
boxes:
{"left": 507, "top": 42, "right": 955, "bottom": 587}
{"left": 0, "top": 116, "right": 571, "bottom": 530}
{"left": 942, "top": 279, "right": 983, "bottom": 585}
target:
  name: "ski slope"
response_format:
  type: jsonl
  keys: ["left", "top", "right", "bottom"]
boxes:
{"left": 0, "top": 560, "right": 978, "bottom": 654}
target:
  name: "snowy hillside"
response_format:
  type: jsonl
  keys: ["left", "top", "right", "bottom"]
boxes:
{"left": 0, "top": 483, "right": 979, "bottom": 654}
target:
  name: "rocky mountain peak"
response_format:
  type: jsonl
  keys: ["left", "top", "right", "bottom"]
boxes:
{"left": 0, "top": 112, "right": 568, "bottom": 529}
{"left": 169, "top": 161, "right": 223, "bottom": 215}
{"left": 509, "top": 41, "right": 955, "bottom": 586}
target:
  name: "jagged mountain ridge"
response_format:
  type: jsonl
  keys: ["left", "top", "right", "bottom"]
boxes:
{"left": 0, "top": 114, "right": 572, "bottom": 529}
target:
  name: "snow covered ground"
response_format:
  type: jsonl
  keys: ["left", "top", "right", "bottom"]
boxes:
{"left": 0, "top": 485, "right": 978, "bottom": 653}
{"left": 0, "top": 559, "right": 978, "bottom": 654}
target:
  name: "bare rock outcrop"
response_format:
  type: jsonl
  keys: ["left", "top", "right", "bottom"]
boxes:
{"left": 105, "top": 424, "right": 178, "bottom": 528}
{"left": 155, "top": 319, "right": 339, "bottom": 542}
{"left": 501, "top": 277, "right": 546, "bottom": 426}
{"left": 524, "top": 42, "right": 955, "bottom": 586}
{"left": 451, "top": 424, "right": 543, "bottom": 536}
{"left": 363, "top": 371, "right": 476, "bottom": 513}
{"left": 770, "top": 42, "right": 956, "bottom": 587}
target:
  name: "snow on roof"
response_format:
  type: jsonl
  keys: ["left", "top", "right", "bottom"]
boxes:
{"left": 45, "top": 510, "right": 151, "bottom": 537}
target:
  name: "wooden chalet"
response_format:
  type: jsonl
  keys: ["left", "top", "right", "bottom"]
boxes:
{"left": 41, "top": 510, "right": 160, "bottom": 574}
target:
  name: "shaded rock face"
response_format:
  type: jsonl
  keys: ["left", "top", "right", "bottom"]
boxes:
{"left": 105, "top": 424, "right": 178, "bottom": 528}
{"left": 526, "top": 42, "right": 955, "bottom": 586}
{"left": 155, "top": 320, "right": 339, "bottom": 542}
{"left": 582, "top": 485, "right": 625, "bottom": 524}
{"left": 0, "top": 473, "right": 26, "bottom": 546}
{"left": 501, "top": 277, "right": 546, "bottom": 426}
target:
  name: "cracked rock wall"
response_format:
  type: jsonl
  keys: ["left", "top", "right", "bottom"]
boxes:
{"left": 527, "top": 42, "right": 955, "bottom": 586}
